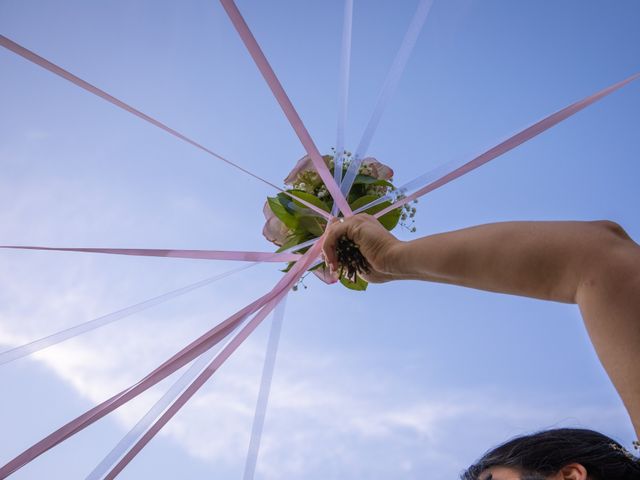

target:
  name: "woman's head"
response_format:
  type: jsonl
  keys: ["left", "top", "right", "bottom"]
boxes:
{"left": 461, "top": 428, "right": 640, "bottom": 480}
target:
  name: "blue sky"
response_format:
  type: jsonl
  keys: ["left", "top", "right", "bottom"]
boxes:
{"left": 1, "top": 0, "right": 639, "bottom": 478}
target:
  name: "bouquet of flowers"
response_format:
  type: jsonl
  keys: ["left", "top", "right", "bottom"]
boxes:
{"left": 262, "top": 152, "right": 417, "bottom": 290}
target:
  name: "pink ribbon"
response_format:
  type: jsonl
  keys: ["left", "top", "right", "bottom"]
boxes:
{"left": 0, "top": 34, "right": 332, "bottom": 221}
{"left": 104, "top": 239, "right": 324, "bottom": 476}
{"left": 0, "top": 237, "right": 324, "bottom": 477}
{"left": 0, "top": 35, "right": 270, "bottom": 189}
{"left": 0, "top": 245, "right": 300, "bottom": 263}
{"left": 104, "top": 258, "right": 311, "bottom": 477}
{"left": 374, "top": 71, "right": 640, "bottom": 218}
{"left": 0, "top": 264, "right": 255, "bottom": 366}
{"left": 218, "top": 0, "right": 352, "bottom": 218}
{"left": 104, "top": 240, "right": 324, "bottom": 475}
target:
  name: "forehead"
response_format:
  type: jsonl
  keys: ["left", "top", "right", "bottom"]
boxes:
{"left": 479, "top": 466, "right": 527, "bottom": 480}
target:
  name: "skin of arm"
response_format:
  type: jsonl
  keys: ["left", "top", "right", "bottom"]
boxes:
{"left": 322, "top": 215, "right": 640, "bottom": 438}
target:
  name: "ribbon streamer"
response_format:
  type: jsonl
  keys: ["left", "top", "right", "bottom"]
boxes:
{"left": 86, "top": 296, "right": 286, "bottom": 479}
{"left": 243, "top": 295, "right": 287, "bottom": 480}
{"left": 104, "top": 293, "right": 290, "bottom": 478}
{"left": 0, "top": 35, "right": 331, "bottom": 221}
{"left": 85, "top": 306, "right": 251, "bottom": 479}
{"left": 340, "top": 0, "right": 434, "bottom": 198}
{"left": 218, "top": 0, "right": 352, "bottom": 217}
{"left": 101, "top": 245, "right": 322, "bottom": 477}
{"left": 0, "top": 245, "right": 300, "bottom": 263}
{"left": 0, "top": 240, "right": 317, "bottom": 366}
{"left": 331, "top": 0, "right": 354, "bottom": 217}
{"left": 0, "top": 264, "right": 254, "bottom": 366}
{"left": 0, "top": 35, "right": 270, "bottom": 190}
{"left": 0, "top": 320, "right": 236, "bottom": 477}
{"left": 360, "top": 72, "right": 640, "bottom": 218}
{"left": 0, "top": 237, "right": 324, "bottom": 477}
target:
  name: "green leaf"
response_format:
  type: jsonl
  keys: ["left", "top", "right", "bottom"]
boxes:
{"left": 378, "top": 207, "right": 401, "bottom": 231}
{"left": 371, "top": 179, "right": 394, "bottom": 189}
{"left": 339, "top": 275, "right": 368, "bottom": 291}
{"left": 298, "top": 215, "right": 326, "bottom": 237}
{"left": 353, "top": 174, "right": 376, "bottom": 184}
{"left": 353, "top": 175, "right": 393, "bottom": 189}
{"left": 348, "top": 194, "right": 376, "bottom": 211}
{"left": 275, "top": 194, "right": 297, "bottom": 217}
{"left": 285, "top": 190, "right": 331, "bottom": 213}
{"left": 267, "top": 196, "right": 298, "bottom": 230}
{"left": 276, "top": 191, "right": 330, "bottom": 239}
{"left": 275, "top": 233, "right": 309, "bottom": 253}
{"left": 349, "top": 195, "right": 401, "bottom": 231}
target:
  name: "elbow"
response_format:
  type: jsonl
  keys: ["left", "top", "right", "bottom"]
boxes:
{"left": 575, "top": 220, "right": 639, "bottom": 304}
{"left": 588, "top": 220, "right": 631, "bottom": 241}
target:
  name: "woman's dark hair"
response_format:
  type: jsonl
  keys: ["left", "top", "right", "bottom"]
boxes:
{"left": 461, "top": 428, "right": 640, "bottom": 480}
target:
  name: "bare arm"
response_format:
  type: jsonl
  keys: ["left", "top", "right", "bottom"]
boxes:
{"left": 323, "top": 216, "right": 640, "bottom": 438}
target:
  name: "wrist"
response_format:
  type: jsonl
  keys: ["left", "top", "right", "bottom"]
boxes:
{"left": 386, "top": 240, "right": 411, "bottom": 276}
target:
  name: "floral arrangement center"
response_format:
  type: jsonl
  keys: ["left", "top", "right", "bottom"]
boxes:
{"left": 263, "top": 151, "right": 417, "bottom": 291}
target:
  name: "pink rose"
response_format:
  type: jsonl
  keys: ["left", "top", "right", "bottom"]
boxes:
{"left": 361, "top": 157, "right": 393, "bottom": 180}
{"left": 262, "top": 200, "right": 290, "bottom": 246}
{"left": 283, "top": 154, "right": 333, "bottom": 186}
{"left": 283, "top": 154, "right": 314, "bottom": 185}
